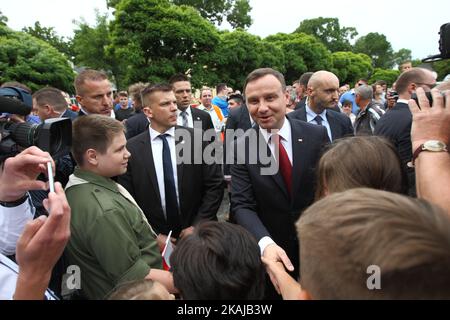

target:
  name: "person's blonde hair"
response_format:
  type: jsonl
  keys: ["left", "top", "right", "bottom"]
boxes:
{"left": 298, "top": 188, "right": 450, "bottom": 299}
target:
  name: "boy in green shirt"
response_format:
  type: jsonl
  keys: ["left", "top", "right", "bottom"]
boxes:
{"left": 65, "top": 115, "right": 174, "bottom": 299}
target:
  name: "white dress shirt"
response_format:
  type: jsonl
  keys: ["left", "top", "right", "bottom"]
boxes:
{"left": 256, "top": 117, "right": 293, "bottom": 254}
{"left": 149, "top": 127, "right": 180, "bottom": 219}
{"left": 305, "top": 105, "right": 333, "bottom": 142}
{"left": 0, "top": 196, "right": 34, "bottom": 256}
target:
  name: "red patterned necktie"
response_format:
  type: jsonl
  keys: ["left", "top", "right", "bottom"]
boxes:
{"left": 273, "top": 134, "right": 292, "bottom": 196}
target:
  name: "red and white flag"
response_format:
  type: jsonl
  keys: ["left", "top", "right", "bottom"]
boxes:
{"left": 161, "top": 231, "right": 174, "bottom": 271}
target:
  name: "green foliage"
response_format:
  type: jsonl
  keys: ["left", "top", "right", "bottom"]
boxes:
{"left": 354, "top": 32, "right": 395, "bottom": 69}
{"left": 330, "top": 51, "right": 373, "bottom": 85}
{"left": 294, "top": 17, "right": 358, "bottom": 52}
{"left": 265, "top": 32, "right": 332, "bottom": 84}
{"left": 392, "top": 48, "right": 412, "bottom": 68}
{"left": 171, "top": 0, "right": 252, "bottom": 28}
{"left": 111, "top": 0, "right": 220, "bottom": 88}
{"left": 22, "top": 21, "right": 74, "bottom": 60}
{"left": 368, "top": 68, "right": 400, "bottom": 87}
{"left": 211, "top": 30, "right": 285, "bottom": 90}
{"left": 0, "top": 25, "right": 74, "bottom": 92}
{"left": 433, "top": 60, "right": 450, "bottom": 81}
{"left": 71, "top": 10, "right": 126, "bottom": 89}
{"left": 0, "top": 11, "right": 8, "bottom": 26}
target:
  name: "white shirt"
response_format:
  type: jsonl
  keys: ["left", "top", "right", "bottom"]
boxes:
{"left": 0, "top": 253, "right": 57, "bottom": 300}
{"left": 177, "top": 107, "right": 193, "bottom": 128}
{"left": 0, "top": 196, "right": 34, "bottom": 256}
{"left": 257, "top": 118, "right": 293, "bottom": 254}
{"left": 197, "top": 105, "right": 224, "bottom": 133}
{"left": 305, "top": 105, "right": 333, "bottom": 142}
{"left": 149, "top": 127, "right": 180, "bottom": 219}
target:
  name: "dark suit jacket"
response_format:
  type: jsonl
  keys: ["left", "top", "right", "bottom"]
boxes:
{"left": 294, "top": 97, "right": 307, "bottom": 110}
{"left": 230, "top": 118, "right": 329, "bottom": 278}
{"left": 191, "top": 107, "right": 214, "bottom": 132}
{"left": 288, "top": 107, "right": 354, "bottom": 141}
{"left": 125, "top": 111, "right": 149, "bottom": 140}
{"left": 223, "top": 105, "right": 253, "bottom": 175}
{"left": 118, "top": 126, "right": 224, "bottom": 236}
{"left": 374, "top": 102, "right": 414, "bottom": 195}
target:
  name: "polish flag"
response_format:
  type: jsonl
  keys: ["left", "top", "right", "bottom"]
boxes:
{"left": 161, "top": 231, "right": 174, "bottom": 271}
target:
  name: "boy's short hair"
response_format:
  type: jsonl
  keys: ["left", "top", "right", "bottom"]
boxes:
{"left": 298, "top": 188, "right": 450, "bottom": 299}
{"left": 118, "top": 91, "right": 128, "bottom": 98}
{"left": 107, "top": 279, "right": 169, "bottom": 300}
{"left": 171, "top": 221, "right": 265, "bottom": 300}
{"left": 72, "top": 115, "right": 124, "bottom": 166}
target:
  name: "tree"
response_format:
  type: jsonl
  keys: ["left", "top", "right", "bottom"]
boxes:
{"left": 71, "top": 10, "right": 125, "bottom": 89}
{"left": 212, "top": 30, "right": 285, "bottom": 89}
{"left": 0, "top": 11, "right": 8, "bottom": 26}
{"left": 108, "top": 0, "right": 252, "bottom": 29}
{"left": 392, "top": 48, "right": 412, "bottom": 68}
{"left": 265, "top": 33, "right": 332, "bottom": 84}
{"left": 0, "top": 25, "right": 74, "bottom": 92}
{"left": 330, "top": 51, "right": 373, "bottom": 85}
{"left": 354, "top": 32, "right": 394, "bottom": 69}
{"left": 368, "top": 69, "right": 400, "bottom": 87}
{"left": 22, "top": 22, "right": 74, "bottom": 60}
{"left": 294, "top": 17, "right": 358, "bottom": 52}
{"left": 433, "top": 60, "right": 450, "bottom": 81}
{"left": 110, "top": 0, "right": 220, "bottom": 88}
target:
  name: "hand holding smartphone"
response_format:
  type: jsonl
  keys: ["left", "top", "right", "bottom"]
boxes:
{"left": 47, "top": 162, "right": 55, "bottom": 193}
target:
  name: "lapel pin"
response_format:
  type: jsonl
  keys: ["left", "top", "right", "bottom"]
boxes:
{"left": 298, "top": 139, "right": 303, "bottom": 142}
{"left": 181, "top": 140, "right": 185, "bottom": 144}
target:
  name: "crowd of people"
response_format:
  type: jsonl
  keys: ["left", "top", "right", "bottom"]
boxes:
{"left": 0, "top": 61, "right": 449, "bottom": 300}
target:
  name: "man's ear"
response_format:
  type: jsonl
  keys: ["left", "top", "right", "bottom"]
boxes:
{"left": 86, "top": 149, "right": 98, "bottom": 166}
{"left": 143, "top": 106, "right": 152, "bottom": 119}
{"left": 76, "top": 95, "right": 83, "bottom": 105}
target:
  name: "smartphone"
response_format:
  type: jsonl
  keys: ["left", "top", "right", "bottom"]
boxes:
{"left": 47, "top": 162, "right": 55, "bottom": 193}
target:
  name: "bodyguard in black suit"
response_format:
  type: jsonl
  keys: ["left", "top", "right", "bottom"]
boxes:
{"left": 374, "top": 68, "right": 437, "bottom": 196}
{"left": 125, "top": 111, "right": 149, "bottom": 139}
{"left": 169, "top": 74, "right": 214, "bottom": 133}
{"left": 223, "top": 104, "right": 253, "bottom": 175}
{"left": 230, "top": 69, "right": 329, "bottom": 291}
{"left": 288, "top": 71, "right": 353, "bottom": 141}
{"left": 118, "top": 84, "right": 223, "bottom": 246}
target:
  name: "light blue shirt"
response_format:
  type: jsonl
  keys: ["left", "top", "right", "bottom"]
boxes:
{"left": 305, "top": 105, "right": 333, "bottom": 142}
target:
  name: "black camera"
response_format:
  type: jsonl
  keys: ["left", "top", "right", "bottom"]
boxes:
{"left": 423, "top": 22, "right": 450, "bottom": 62}
{"left": 0, "top": 87, "right": 72, "bottom": 161}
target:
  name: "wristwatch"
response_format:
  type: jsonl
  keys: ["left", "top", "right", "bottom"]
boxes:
{"left": 410, "top": 140, "right": 448, "bottom": 167}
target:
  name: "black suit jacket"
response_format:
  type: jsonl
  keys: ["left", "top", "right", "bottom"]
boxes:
{"left": 288, "top": 107, "right": 354, "bottom": 141}
{"left": 191, "top": 107, "right": 214, "bottom": 132}
{"left": 125, "top": 111, "right": 150, "bottom": 140}
{"left": 294, "top": 97, "right": 307, "bottom": 110}
{"left": 223, "top": 105, "right": 253, "bottom": 175}
{"left": 374, "top": 102, "right": 414, "bottom": 195}
{"left": 230, "top": 118, "right": 329, "bottom": 278}
{"left": 118, "top": 126, "right": 224, "bottom": 236}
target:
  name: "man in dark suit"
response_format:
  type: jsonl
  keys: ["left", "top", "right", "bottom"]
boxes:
{"left": 230, "top": 68, "right": 329, "bottom": 294}
{"left": 169, "top": 74, "right": 214, "bottom": 133}
{"left": 288, "top": 71, "right": 353, "bottom": 141}
{"left": 125, "top": 82, "right": 150, "bottom": 139}
{"left": 294, "top": 72, "right": 313, "bottom": 110}
{"left": 375, "top": 68, "right": 437, "bottom": 196}
{"left": 223, "top": 104, "right": 253, "bottom": 176}
{"left": 74, "top": 69, "right": 114, "bottom": 118}
{"left": 118, "top": 84, "right": 224, "bottom": 249}
{"left": 33, "top": 87, "right": 77, "bottom": 121}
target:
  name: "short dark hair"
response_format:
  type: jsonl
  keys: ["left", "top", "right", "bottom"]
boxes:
{"left": 298, "top": 188, "right": 450, "bottom": 299}
{"left": 299, "top": 72, "right": 314, "bottom": 87}
{"left": 244, "top": 68, "right": 286, "bottom": 94}
{"left": 72, "top": 115, "right": 124, "bottom": 166}
{"left": 395, "top": 68, "right": 428, "bottom": 95}
{"left": 227, "top": 93, "right": 244, "bottom": 104}
{"left": 171, "top": 221, "right": 265, "bottom": 300}
{"left": 33, "top": 87, "right": 67, "bottom": 113}
{"left": 215, "top": 83, "right": 227, "bottom": 95}
{"left": 74, "top": 69, "right": 108, "bottom": 95}
{"left": 169, "top": 73, "right": 190, "bottom": 86}
{"left": 118, "top": 91, "right": 128, "bottom": 98}
{"left": 141, "top": 84, "right": 173, "bottom": 107}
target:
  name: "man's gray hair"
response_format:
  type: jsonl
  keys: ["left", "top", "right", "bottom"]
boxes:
{"left": 355, "top": 85, "right": 373, "bottom": 100}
